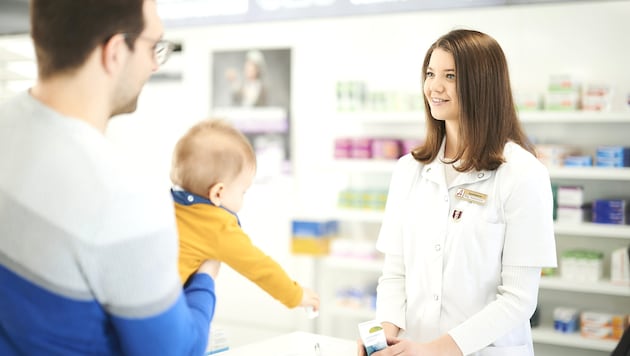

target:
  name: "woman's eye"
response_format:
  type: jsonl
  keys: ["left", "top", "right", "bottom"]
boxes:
{"left": 446, "top": 73, "right": 456, "bottom": 80}
{"left": 425, "top": 71, "right": 434, "bottom": 78}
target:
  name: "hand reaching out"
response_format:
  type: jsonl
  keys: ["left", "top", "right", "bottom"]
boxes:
{"left": 299, "top": 287, "right": 320, "bottom": 311}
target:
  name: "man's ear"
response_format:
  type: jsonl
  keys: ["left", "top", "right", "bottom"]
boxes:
{"left": 101, "top": 34, "right": 128, "bottom": 75}
{"left": 208, "top": 183, "right": 224, "bottom": 206}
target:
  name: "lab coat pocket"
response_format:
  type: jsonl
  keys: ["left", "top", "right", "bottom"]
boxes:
{"left": 473, "top": 221, "right": 506, "bottom": 264}
{"left": 475, "top": 343, "right": 530, "bottom": 356}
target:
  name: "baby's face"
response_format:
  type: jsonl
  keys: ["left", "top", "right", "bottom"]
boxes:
{"left": 220, "top": 165, "right": 255, "bottom": 213}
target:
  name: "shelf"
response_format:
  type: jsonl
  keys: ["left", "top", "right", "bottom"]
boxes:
{"left": 328, "top": 305, "right": 376, "bottom": 320}
{"left": 334, "top": 111, "right": 424, "bottom": 124}
{"left": 548, "top": 167, "right": 630, "bottom": 180}
{"left": 330, "top": 210, "right": 630, "bottom": 239}
{"left": 554, "top": 222, "right": 630, "bottom": 239}
{"left": 333, "top": 110, "right": 630, "bottom": 124}
{"left": 539, "top": 276, "right": 630, "bottom": 296}
{"left": 520, "top": 111, "right": 630, "bottom": 123}
{"left": 532, "top": 326, "right": 618, "bottom": 352}
{"left": 331, "top": 159, "right": 397, "bottom": 173}
{"left": 332, "top": 209, "right": 384, "bottom": 223}
{"left": 330, "top": 160, "right": 630, "bottom": 180}
{"left": 322, "top": 256, "right": 383, "bottom": 273}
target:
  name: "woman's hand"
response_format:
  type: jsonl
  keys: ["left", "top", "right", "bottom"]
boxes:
{"left": 368, "top": 334, "right": 463, "bottom": 356}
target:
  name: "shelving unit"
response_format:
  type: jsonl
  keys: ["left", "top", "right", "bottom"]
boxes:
{"left": 539, "top": 276, "right": 630, "bottom": 296}
{"left": 316, "top": 109, "right": 630, "bottom": 354}
{"left": 531, "top": 327, "right": 618, "bottom": 352}
{"left": 321, "top": 256, "right": 383, "bottom": 273}
{"left": 521, "top": 112, "right": 630, "bottom": 355}
{"left": 316, "top": 255, "right": 382, "bottom": 339}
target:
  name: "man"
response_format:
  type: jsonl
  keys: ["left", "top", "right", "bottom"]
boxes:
{"left": 0, "top": 1, "right": 219, "bottom": 355}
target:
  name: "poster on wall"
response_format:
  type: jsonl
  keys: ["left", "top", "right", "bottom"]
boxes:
{"left": 211, "top": 48, "right": 292, "bottom": 179}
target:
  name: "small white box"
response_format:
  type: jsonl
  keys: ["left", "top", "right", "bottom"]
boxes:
{"left": 557, "top": 186, "right": 584, "bottom": 207}
{"left": 557, "top": 206, "right": 585, "bottom": 224}
{"left": 611, "top": 247, "right": 630, "bottom": 286}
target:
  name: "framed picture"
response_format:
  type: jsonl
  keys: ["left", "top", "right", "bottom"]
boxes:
{"left": 211, "top": 48, "right": 292, "bottom": 178}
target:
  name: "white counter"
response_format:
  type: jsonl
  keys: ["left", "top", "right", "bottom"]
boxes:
{"left": 219, "top": 331, "right": 357, "bottom": 356}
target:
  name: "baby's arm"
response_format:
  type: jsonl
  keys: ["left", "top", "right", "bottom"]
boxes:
{"left": 219, "top": 226, "right": 310, "bottom": 309}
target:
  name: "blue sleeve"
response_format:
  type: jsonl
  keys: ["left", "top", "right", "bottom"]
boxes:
{"left": 111, "top": 274, "right": 216, "bottom": 356}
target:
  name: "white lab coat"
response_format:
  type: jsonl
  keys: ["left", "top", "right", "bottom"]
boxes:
{"left": 375, "top": 141, "right": 557, "bottom": 356}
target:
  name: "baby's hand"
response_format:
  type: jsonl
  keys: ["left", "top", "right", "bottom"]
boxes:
{"left": 299, "top": 287, "right": 320, "bottom": 311}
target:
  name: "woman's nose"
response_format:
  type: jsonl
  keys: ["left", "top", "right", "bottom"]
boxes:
{"left": 429, "top": 78, "right": 444, "bottom": 92}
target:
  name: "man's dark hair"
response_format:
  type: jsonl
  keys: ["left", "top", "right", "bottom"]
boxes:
{"left": 30, "top": 0, "right": 145, "bottom": 79}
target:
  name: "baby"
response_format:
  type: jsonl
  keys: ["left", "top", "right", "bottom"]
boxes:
{"left": 170, "top": 118, "right": 319, "bottom": 311}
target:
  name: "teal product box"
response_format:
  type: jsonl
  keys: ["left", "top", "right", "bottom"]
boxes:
{"left": 358, "top": 320, "right": 387, "bottom": 356}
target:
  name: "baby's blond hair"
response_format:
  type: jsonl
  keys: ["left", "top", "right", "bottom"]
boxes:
{"left": 171, "top": 119, "right": 256, "bottom": 198}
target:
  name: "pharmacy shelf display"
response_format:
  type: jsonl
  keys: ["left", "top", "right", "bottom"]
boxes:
{"left": 313, "top": 110, "right": 630, "bottom": 353}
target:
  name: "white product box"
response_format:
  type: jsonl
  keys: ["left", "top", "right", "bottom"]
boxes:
{"left": 557, "top": 186, "right": 584, "bottom": 207}
{"left": 611, "top": 247, "right": 630, "bottom": 286}
{"left": 557, "top": 206, "right": 586, "bottom": 224}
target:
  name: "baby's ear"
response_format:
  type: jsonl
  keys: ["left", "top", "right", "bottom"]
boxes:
{"left": 208, "top": 183, "right": 224, "bottom": 206}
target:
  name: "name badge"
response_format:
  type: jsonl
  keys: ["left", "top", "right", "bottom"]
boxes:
{"left": 455, "top": 188, "right": 487, "bottom": 205}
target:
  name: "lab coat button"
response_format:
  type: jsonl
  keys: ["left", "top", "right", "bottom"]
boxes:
{"left": 427, "top": 167, "right": 432, "bottom": 173}
{"left": 443, "top": 195, "right": 448, "bottom": 202}
{"left": 434, "top": 294, "right": 440, "bottom": 301}
{"left": 478, "top": 172, "right": 484, "bottom": 178}
{"left": 434, "top": 244, "right": 441, "bottom": 251}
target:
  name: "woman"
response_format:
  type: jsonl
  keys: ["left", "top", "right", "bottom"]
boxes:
{"left": 365, "top": 29, "right": 557, "bottom": 356}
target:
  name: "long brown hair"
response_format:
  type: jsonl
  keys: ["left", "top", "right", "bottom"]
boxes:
{"left": 30, "top": 0, "right": 145, "bottom": 79}
{"left": 412, "top": 29, "right": 534, "bottom": 172}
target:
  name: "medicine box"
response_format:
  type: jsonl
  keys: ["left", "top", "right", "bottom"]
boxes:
{"left": 291, "top": 219, "right": 338, "bottom": 255}
{"left": 553, "top": 307, "right": 579, "bottom": 333}
{"left": 610, "top": 247, "right": 630, "bottom": 285}
{"left": 557, "top": 185, "right": 584, "bottom": 207}
{"left": 592, "top": 199, "right": 628, "bottom": 225}
{"left": 581, "top": 311, "right": 629, "bottom": 340}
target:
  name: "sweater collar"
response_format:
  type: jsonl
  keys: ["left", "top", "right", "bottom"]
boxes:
{"left": 171, "top": 187, "right": 241, "bottom": 226}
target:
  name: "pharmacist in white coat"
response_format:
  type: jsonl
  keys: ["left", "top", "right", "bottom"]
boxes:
{"left": 366, "top": 30, "right": 557, "bottom": 356}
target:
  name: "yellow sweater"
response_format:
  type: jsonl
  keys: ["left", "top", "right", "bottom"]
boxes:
{"left": 172, "top": 189, "right": 303, "bottom": 308}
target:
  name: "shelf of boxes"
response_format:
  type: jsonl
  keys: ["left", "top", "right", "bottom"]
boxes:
{"left": 333, "top": 111, "right": 424, "bottom": 124}
{"left": 531, "top": 326, "right": 618, "bottom": 352}
{"left": 322, "top": 256, "right": 383, "bottom": 273}
{"left": 331, "top": 159, "right": 630, "bottom": 180}
{"left": 519, "top": 111, "right": 630, "bottom": 124}
{"left": 331, "top": 159, "right": 397, "bottom": 173}
{"left": 331, "top": 210, "right": 630, "bottom": 239}
{"left": 539, "top": 276, "right": 630, "bottom": 296}
{"left": 548, "top": 167, "right": 630, "bottom": 180}
{"left": 332, "top": 209, "right": 384, "bottom": 223}
{"left": 553, "top": 222, "right": 630, "bottom": 239}
{"left": 323, "top": 108, "right": 630, "bottom": 352}
{"left": 334, "top": 110, "right": 630, "bottom": 125}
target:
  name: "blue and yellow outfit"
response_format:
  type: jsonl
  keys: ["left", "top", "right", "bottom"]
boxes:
{"left": 172, "top": 189, "right": 303, "bottom": 308}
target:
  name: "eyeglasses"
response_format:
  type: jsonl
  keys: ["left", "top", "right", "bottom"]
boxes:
{"left": 122, "top": 33, "right": 175, "bottom": 66}
{"left": 147, "top": 37, "right": 174, "bottom": 66}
